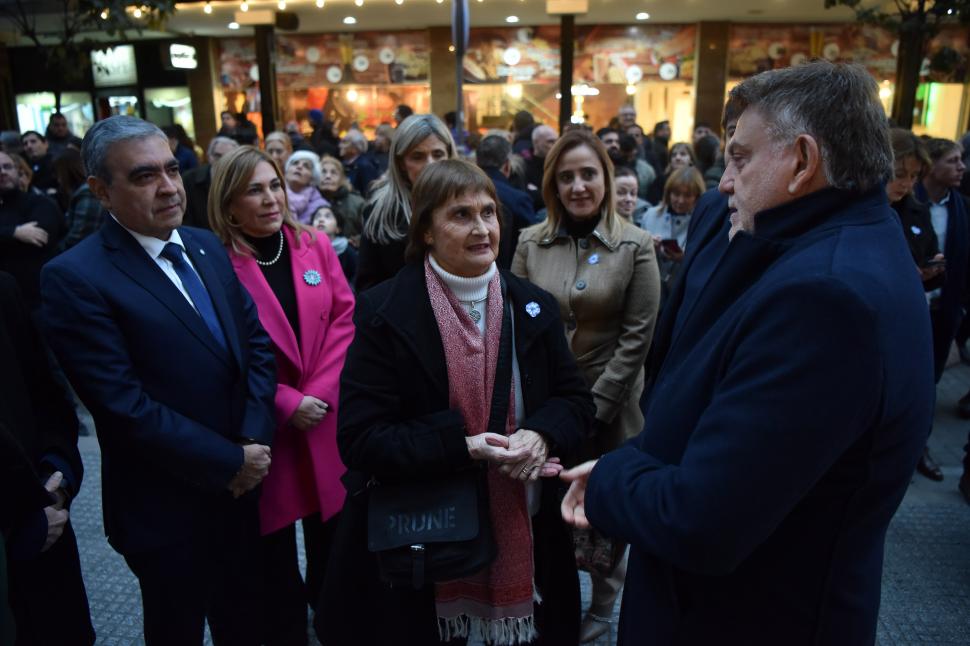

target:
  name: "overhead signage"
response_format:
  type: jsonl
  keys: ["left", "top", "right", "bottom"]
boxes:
{"left": 92, "top": 45, "right": 138, "bottom": 88}
{"left": 169, "top": 43, "right": 198, "bottom": 70}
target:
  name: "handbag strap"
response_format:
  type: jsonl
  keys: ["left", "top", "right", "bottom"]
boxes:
{"left": 485, "top": 275, "right": 514, "bottom": 437}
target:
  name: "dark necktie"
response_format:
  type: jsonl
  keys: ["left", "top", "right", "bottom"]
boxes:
{"left": 159, "top": 242, "right": 228, "bottom": 352}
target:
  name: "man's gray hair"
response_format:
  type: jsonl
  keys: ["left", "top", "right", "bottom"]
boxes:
{"left": 81, "top": 115, "right": 167, "bottom": 184}
{"left": 342, "top": 129, "right": 368, "bottom": 155}
{"left": 207, "top": 136, "right": 239, "bottom": 160}
{"left": 729, "top": 60, "right": 892, "bottom": 193}
{"left": 476, "top": 135, "right": 511, "bottom": 170}
{"left": 531, "top": 125, "right": 556, "bottom": 147}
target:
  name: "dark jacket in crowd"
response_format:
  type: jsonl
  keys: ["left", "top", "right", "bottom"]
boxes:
{"left": 343, "top": 155, "right": 381, "bottom": 199}
{"left": 355, "top": 203, "right": 408, "bottom": 292}
{"left": 26, "top": 153, "right": 57, "bottom": 194}
{"left": 60, "top": 184, "right": 107, "bottom": 252}
{"left": 483, "top": 167, "right": 538, "bottom": 269}
{"left": 914, "top": 183, "right": 970, "bottom": 381}
{"left": 181, "top": 163, "right": 213, "bottom": 229}
{"left": 317, "top": 261, "right": 594, "bottom": 645}
{"left": 524, "top": 154, "right": 546, "bottom": 211}
{"left": 0, "top": 273, "right": 95, "bottom": 645}
{"left": 173, "top": 143, "right": 199, "bottom": 173}
{"left": 45, "top": 133, "right": 82, "bottom": 161}
{"left": 589, "top": 187, "right": 934, "bottom": 646}
{"left": 0, "top": 188, "right": 62, "bottom": 310}
{"left": 892, "top": 193, "right": 943, "bottom": 292}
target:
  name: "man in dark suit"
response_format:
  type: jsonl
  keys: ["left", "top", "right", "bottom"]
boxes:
{"left": 40, "top": 116, "right": 277, "bottom": 645}
{"left": 562, "top": 62, "right": 934, "bottom": 645}
{"left": 476, "top": 135, "right": 538, "bottom": 269}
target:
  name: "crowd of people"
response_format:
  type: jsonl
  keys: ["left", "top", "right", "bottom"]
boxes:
{"left": 2, "top": 59, "right": 970, "bottom": 646}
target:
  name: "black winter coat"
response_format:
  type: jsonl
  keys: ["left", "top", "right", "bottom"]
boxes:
{"left": 317, "top": 262, "right": 595, "bottom": 646}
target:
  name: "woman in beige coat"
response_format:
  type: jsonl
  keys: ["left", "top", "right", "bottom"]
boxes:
{"left": 512, "top": 129, "right": 660, "bottom": 643}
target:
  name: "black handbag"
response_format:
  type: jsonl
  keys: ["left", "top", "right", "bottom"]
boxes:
{"left": 366, "top": 281, "right": 514, "bottom": 589}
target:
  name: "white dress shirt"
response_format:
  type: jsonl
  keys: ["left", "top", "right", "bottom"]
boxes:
{"left": 111, "top": 215, "right": 202, "bottom": 311}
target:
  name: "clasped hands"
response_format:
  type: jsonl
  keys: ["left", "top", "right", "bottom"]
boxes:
{"left": 228, "top": 443, "right": 272, "bottom": 498}
{"left": 466, "top": 429, "right": 562, "bottom": 481}
{"left": 291, "top": 395, "right": 328, "bottom": 430}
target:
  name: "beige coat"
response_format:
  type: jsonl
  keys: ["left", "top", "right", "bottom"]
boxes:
{"left": 512, "top": 217, "right": 661, "bottom": 458}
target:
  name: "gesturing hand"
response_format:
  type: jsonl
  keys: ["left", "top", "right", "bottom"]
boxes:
{"left": 42, "top": 472, "right": 69, "bottom": 551}
{"left": 14, "top": 222, "right": 49, "bottom": 247}
{"left": 228, "top": 444, "right": 272, "bottom": 498}
{"left": 560, "top": 460, "right": 598, "bottom": 529}
{"left": 291, "top": 395, "right": 328, "bottom": 430}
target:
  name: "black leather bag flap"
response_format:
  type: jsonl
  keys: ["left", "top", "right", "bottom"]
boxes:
{"left": 366, "top": 473, "right": 479, "bottom": 551}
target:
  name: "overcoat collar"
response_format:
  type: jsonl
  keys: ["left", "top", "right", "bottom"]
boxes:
{"left": 100, "top": 217, "right": 237, "bottom": 366}
{"left": 538, "top": 217, "right": 621, "bottom": 251}
{"left": 373, "top": 261, "right": 559, "bottom": 395}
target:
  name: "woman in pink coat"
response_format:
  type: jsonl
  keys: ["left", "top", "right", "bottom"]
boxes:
{"left": 208, "top": 146, "right": 355, "bottom": 645}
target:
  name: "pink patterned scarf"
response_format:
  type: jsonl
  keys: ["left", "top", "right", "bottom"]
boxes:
{"left": 424, "top": 257, "right": 537, "bottom": 645}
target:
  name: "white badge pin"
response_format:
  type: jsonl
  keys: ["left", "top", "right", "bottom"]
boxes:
{"left": 303, "top": 269, "right": 322, "bottom": 286}
{"left": 588, "top": 253, "right": 599, "bottom": 265}
{"left": 199, "top": 248, "right": 206, "bottom": 255}
{"left": 525, "top": 301, "right": 541, "bottom": 318}
{"left": 911, "top": 225, "right": 922, "bottom": 235}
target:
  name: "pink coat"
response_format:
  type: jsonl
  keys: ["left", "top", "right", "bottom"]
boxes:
{"left": 230, "top": 226, "right": 355, "bottom": 535}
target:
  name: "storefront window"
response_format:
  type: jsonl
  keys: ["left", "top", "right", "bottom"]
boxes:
{"left": 914, "top": 82, "right": 967, "bottom": 140}
{"left": 145, "top": 87, "right": 196, "bottom": 141}
{"left": 16, "top": 92, "right": 94, "bottom": 137}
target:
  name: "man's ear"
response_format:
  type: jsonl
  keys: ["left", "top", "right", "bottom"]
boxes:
{"left": 501, "top": 159, "right": 512, "bottom": 178}
{"left": 788, "top": 134, "right": 824, "bottom": 195}
{"left": 87, "top": 176, "right": 111, "bottom": 209}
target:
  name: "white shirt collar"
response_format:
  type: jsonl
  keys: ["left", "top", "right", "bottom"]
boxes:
{"left": 110, "top": 213, "right": 185, "bottom": 260}
{"left": 930, "top": 191, "right": 952, "bottom": 207}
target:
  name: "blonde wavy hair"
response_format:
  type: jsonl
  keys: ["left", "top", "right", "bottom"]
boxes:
{"left": 207, "top": 145, "right": 314, "bottom": 257}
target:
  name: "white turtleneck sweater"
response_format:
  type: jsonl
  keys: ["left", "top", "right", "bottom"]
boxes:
{"left": 430, "top": 255, "right": 540, "bottom": 516}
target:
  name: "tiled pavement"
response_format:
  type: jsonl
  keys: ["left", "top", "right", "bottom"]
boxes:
{"left": 72, "top": 362, "right": 970, "bottom": 645}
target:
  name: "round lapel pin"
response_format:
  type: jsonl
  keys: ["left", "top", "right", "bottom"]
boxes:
{"left": 303, "top": 269, "right": 322, "bottom": 286}
{"left": 525, "top": 301, "right": 541, "bottom": 318}
{"left": 588, "top": 253, "right": 599, "bottom": 265}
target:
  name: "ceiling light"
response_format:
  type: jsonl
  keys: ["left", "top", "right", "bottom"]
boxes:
{"left": 203, "top": 2, "right": 212, "bottom": 13}
{"left": 437, "top": 0, "right": 444, "bottom": 3}
{"left": 316, "top": 0, "right": 324, "bottom": 6}
{"left": 505, "top": 15, "right": 519, "bottom": 23}
{"left": 240, "top": 2, "right": 248, "bottom": 11}
{"left": 395, "top": 0, "right": 404, "bottom": 4}
{"left": 636, "top": 12, "right": 649, "bottom": 20}
{"left": 347, "top": 89, "right": 359, "bottom": 102}
{"left": 344, "top": 16, "right": 357, "bottom": 24}
{"left": 448, "top": 45, "right": 455, "bottom": 52}
{"left": 133, "top": 7, "right": 143, "bottom": 18}
{"left": 228, "top": 21, "right": 240, "bottom": 29}
{"left": 355, "top": 0, "right": 364, "bottom": 5}
{"left": 278, "top": 0, "right": 286, "bottom": 9}
{"left": 100, "top": 9, "right": 109, "bottom": 19}
{"left": 626, "top": 84, "right": 636, "bottom": 95}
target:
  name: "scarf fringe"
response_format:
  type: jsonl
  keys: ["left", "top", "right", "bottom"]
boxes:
{"left": 438, "top": 614, "right": 538, "bottom": 645}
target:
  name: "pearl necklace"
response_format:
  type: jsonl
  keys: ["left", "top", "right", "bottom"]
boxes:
{"left": 255, "top": 230, "right": 284, "bottom": 266}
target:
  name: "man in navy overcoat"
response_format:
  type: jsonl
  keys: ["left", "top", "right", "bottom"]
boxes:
{"left": 40, "top": 116, "right": 277, "bottom": 645}
{"left": 562, "top": 61, "right": 934, "bottom": 646}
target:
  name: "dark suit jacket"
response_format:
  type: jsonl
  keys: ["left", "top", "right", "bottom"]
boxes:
{"left": 181, "top": 164, "right": 212, "bottom": 229}
{"left": 484, "top": 167, "right": 538, "bottom": 269}
{"left": 914, "top": 184, "right": 970, "bottom": 380}
{"left": 588, "top": 187, "right": 934, "bottom": 646}
{"left": 40, "top": 218, "right": 277, "bottom": 555}
{"left": 318, "top": 262, "right": 594, "bottom": 645}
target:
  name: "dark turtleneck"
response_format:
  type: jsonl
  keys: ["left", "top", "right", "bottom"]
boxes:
{"left": 245, "top": 230, "right": 300, "bottom": 339}
{"left": 563, "top": 213, "right": 601, "bottom": 241}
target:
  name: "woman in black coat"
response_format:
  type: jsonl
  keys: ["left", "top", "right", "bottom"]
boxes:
{"left": 317, "top": 161, "right": 594, "bottom": 645}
